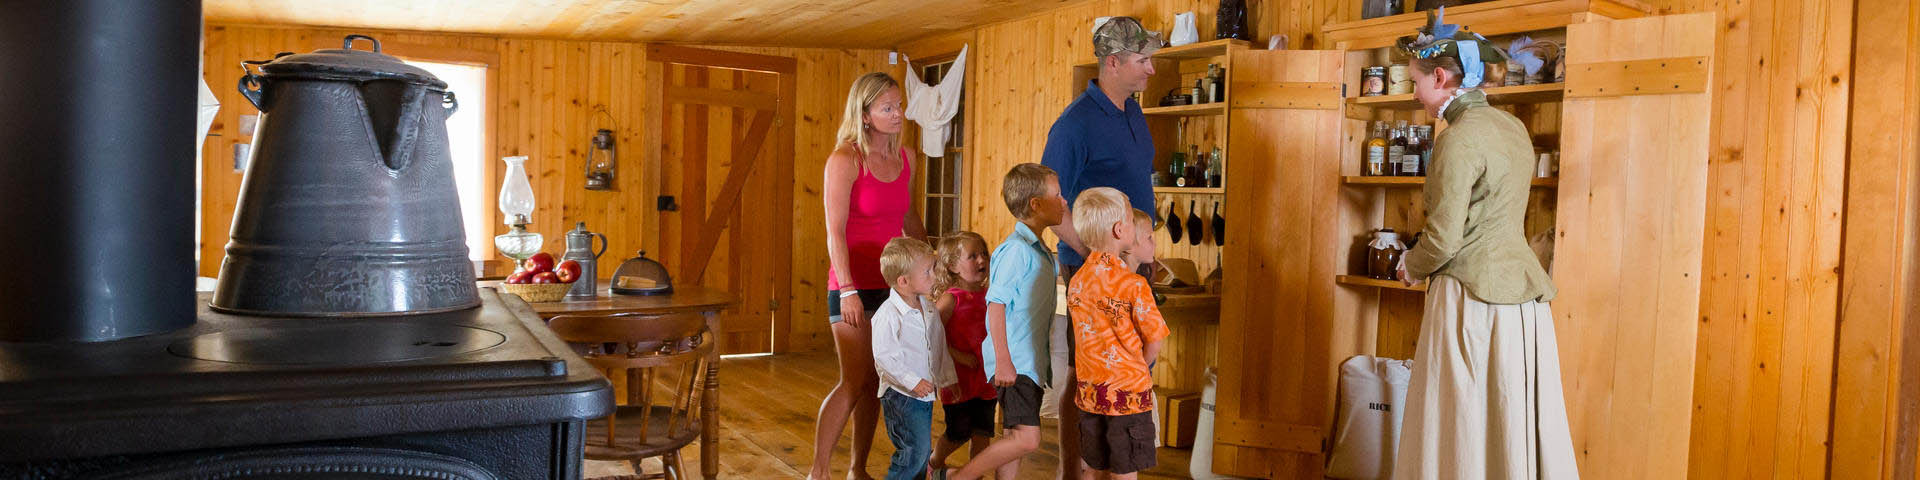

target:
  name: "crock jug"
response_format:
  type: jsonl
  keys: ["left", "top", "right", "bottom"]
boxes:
{"left": 212, "top": 35, "right": 478, "bottom": 316}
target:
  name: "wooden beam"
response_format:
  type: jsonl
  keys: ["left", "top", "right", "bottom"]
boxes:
{"left": 1564, "top": 56, "right": 1710, "bottom": 98}
{"left": 1211, "top": 418, "right": 1324, "bottom": 454}
{"left": 685, "top": 110, "right": 776, "bottom": 284}
{"left": 648, "top": 44, "right": 796, "bottom": 74}
{"left": 1229, "top": 81, "right": 1342, "bottom": 110}
{"left": 665, "top": 85, "right": 778, "bottom": 111}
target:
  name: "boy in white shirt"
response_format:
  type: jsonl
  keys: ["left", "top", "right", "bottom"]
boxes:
{"left": 871, "top": 236, "right": 958, "bottom": 480}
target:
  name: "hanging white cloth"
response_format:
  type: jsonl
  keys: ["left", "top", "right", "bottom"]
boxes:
{"left": 196, "top": 77, "right": 220, "bottom": 162}
{"left": 904, "top": 45, "right": 967, "bottom": 158}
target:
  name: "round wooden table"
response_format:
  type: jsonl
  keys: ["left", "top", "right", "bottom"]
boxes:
{"left": 508, "top": 284, "right": 737, "bottom": 480}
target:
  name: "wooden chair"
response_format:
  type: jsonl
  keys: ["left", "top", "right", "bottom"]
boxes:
{"left": 548, "top": 312, "right": 713, "bottom": 480}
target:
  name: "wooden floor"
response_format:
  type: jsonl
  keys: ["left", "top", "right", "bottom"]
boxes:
{"left": 584, "top": 351, "right": 1195, "bottom": 479}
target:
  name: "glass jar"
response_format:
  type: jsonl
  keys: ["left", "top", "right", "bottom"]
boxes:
{"left": 1361, "top": 66, "right": 1387, "bottom": 97}
{"left": 1366, "top": 228, "right": 1407, "bottom": 280}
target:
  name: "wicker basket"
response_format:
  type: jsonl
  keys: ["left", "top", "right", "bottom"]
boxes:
{"left": 498, "top": 282, "right": 573, "bottom": 303}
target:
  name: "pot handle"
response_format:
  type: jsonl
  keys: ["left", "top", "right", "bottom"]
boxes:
{"left": 235, "top": 53, "right": 289, "bottom": 111}
{"left": 343, "top": 34, "right": 382, "bottom": 52}
{"left": 591, "top": 232, "right": 608, "bottom": 259}
{"left": 441, "top": 90, "right": 459, "bottom": 115}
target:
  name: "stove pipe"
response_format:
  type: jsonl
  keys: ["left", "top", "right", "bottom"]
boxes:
{"left": 0, "top": 0, "right": 201, "bottom": 342}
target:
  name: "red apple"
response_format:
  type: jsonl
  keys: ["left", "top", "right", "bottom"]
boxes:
{"left": 504, "top": 270, "right": 533, "bottom": 284}
{"left": 523, "top": 252, "right": 555, "bottom": 273}
{"left": 531, "top": 272, "right": 559, "bottom": 284}
{"left": 554, "top": 260, "right": 581, "bottom": 283}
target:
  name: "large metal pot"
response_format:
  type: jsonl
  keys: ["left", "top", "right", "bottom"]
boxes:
{"left": 212, "top": 35, "right": 478, "bottom": 316}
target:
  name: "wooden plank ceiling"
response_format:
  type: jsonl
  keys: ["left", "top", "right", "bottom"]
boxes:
{"left": 203, "top": 0, "right": 1077, "bottom": 48}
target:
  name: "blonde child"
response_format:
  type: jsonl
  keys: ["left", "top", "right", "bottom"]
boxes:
{"left": 928, "top": 232, "right": 1017, "bottom": 480}
{"left": 1066, "top": 188, "right": 1170, "bottom": 479}
{"left": 871, "top": 237, "right": 957, "bottom": 480}
{"left": 948, "top": 164, "right": 1068, "bottom": 480}
{"left": 1124, "top": 208, "right": 1157, "bottom": 271}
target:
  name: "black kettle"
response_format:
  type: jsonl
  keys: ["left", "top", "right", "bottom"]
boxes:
{"left": 212, "top": 35, "right": 477, "bottom": 316}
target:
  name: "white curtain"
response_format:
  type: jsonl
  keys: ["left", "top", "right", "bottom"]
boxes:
{"left": 904, "top": 45, "right": 967, "bottom": 158}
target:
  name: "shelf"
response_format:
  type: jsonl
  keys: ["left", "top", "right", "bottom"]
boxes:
{"left": 1336, "top": 275, "right": 1428, "bottom": 292}
{"left": 1074, "top": 38, "right": 1253, "bottom": 68}
{"left": 1321, "top": 0, "right": 1655, "bottom": 50}
{"left": 1341, "top": 176, "right": 1560, "bottom": 188}
{"left": 1143, "top": 103, "right": 1227, "bottom": 116}
{"left": 1155, "top": 186, "right": 1225, "bottom": 195}
{"left": 1349, "top": 83, "right": 1567, "bottom": 110}
{"left": 1154, "top": 38, "right": 1254, "bottom": 59}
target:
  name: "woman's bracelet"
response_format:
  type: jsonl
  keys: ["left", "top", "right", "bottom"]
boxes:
{"left": 839, "top": 290, "right": 860, "bottom": 298}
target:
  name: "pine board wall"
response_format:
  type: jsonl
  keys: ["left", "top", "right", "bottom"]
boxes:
{"left": 200, "top": 24, "right": 900, "bottom": 353}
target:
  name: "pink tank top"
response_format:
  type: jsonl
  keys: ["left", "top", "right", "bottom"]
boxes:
{"left": 828, "top": 149, "right": 912, "bottom": 291}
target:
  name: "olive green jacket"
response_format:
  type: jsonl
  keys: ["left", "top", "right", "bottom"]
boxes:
{"left": 1403, "top": 90, "right": 1556, "bottom": 303}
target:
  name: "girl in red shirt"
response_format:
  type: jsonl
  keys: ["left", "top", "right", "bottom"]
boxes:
{"left": 928, "top": 232, "right": 1016, "bottom": 479}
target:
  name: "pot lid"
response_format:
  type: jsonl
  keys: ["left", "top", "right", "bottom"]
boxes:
{"left": 256, "top": 35, "right": 446, "bottom": 88}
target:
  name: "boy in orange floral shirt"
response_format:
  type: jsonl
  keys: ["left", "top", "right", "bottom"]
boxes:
{"left": 1065, "top": 187, "right": 1169, "bottom": 477}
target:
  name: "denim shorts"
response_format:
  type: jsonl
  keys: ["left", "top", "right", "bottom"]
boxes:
{"left": 827, "top": 288, "right": 889, "bottom": 324}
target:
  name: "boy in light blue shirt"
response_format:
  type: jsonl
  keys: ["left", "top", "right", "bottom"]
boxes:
{"left": 947, "top": 163, "right": 1067, "bottom": 480}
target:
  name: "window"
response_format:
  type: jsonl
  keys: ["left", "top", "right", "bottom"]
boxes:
{"left": 404, "top": 60, "right": 491, "bottom": 261}
{"left": 919, "top": 60, "right": 964, "bottom": 237}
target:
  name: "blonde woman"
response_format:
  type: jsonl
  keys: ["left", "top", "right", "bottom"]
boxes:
{"left": 1392, "top": 9, "right": 1575, "bottom": 479}
{"left": 814, "top": 71, "right": 927, "bottom": 480}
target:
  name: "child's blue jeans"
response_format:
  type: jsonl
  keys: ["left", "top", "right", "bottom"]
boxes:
{"left": 882, "top": 389, "right": 933, "bottom": 480}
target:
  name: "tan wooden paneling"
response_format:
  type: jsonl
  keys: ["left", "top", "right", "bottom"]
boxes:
{"left": 1836, "top": 0, "right": 1920, "bottom": 477}
{"left": 203, "top": 0, "right": 1079, "bottom": 48}
{"left": 1623, "top": 0, "right": 1858, "bottom": 477}
{"left": 202, "top": 24, "right": 894, "bottom": 354}
{"left": 1552, "top": 13, "right": 1716, "bottom": 480}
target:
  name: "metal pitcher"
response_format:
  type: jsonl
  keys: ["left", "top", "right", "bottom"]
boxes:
{"left": 563, "top": 222, "right": 609, "bottom": 299}
{"left": 212, "top": 35, "right": 478, "bottom": 316}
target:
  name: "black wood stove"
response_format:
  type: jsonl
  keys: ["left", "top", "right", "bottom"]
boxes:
{"left": 0, "top": 2, "right": 613, "bottom": 479}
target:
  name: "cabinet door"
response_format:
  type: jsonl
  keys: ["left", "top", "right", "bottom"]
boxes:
{"left": 1214, "top": 48, "right": 1348, "bottom": 479}
{"left": 1552, "top": 12, "right": 1716, "bottom": 480}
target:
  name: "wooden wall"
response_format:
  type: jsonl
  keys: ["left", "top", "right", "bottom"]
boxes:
{"left": 1836, "top": 0, "right": 1920, "bottom": 476}
{"left": 900, "top": 0, "right": 1920, "bottom": 477}
{"left": 201, "top": 24, "right": 898, "bottom": 353}
{"left": 1630, "top": 0, "right": 1856, "bottom": 476}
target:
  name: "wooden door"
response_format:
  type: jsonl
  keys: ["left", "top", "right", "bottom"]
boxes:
{"left": 1214, "top": 49, "right": 1349, "bottom": 479}
{"left": 649, "top": 46, "right": 797, "bottom": 355}
{"left": 1551, "top": 13, "right": 1715, "bottom": 480}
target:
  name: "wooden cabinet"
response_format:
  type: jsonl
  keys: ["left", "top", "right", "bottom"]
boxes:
{"left": 1207, "top": 2, "right": 1719, "bottom": 479}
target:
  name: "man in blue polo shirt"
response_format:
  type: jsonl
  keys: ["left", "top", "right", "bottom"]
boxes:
{"left": 1040, "top": 16, "right": 1161, "bottom": 478}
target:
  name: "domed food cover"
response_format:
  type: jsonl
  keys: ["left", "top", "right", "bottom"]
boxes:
{"left": 610, "top": 250, "right": 673, "bottom": 296}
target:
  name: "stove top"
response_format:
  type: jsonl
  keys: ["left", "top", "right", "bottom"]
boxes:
{"left": 0, "top": 289, "right": 612, "bottom": 465}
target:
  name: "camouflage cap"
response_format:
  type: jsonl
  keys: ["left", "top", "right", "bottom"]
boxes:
{"left": 1093, "top": 17, "right": 1162, "bottom": 59}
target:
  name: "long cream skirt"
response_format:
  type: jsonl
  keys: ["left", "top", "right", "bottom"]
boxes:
{"left": 1392, "top": 276, "right": 1579, "bottom": 480}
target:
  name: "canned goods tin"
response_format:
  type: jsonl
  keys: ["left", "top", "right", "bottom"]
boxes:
{"left": 1362, "top": 66, "right": 1387, "bottom": 96}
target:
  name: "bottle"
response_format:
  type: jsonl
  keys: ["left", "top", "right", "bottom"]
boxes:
{"left": 1206, "top": 147, "right": 1223, "bottom": 188}
{"left": 1193, "top": 78, "right": 1207, "bottom": 104}
{"left": 1388, "top": 123, "right": 1407, "bottom": 176}
{"left": 1365, "top": 122, "right": 1388, "bottom": 176}
{"left": 1187, "top": 144, "right": 1203, "bottom": 185}
{"left": 1417, "top": 125, "right": 1434, "bottom": 175}
{"left": 1207, "top": 64, "right": 1225, "bottom": 103}
{"left": 1170, "top": 151, "right": 1188, "bottom": 187}
{"left": 1400, "top": 125, "right": 1423, "bottom": 176}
